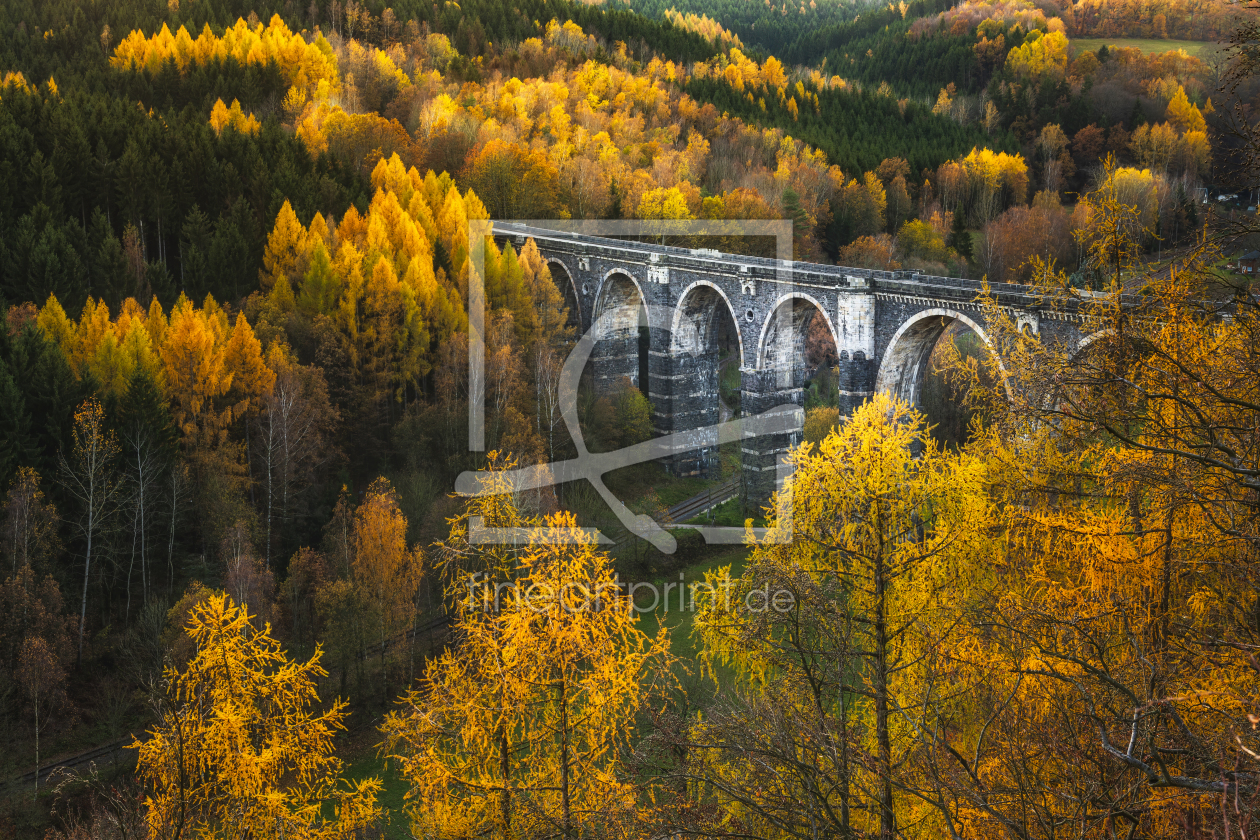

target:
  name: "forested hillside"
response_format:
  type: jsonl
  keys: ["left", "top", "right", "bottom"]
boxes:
{"left": 2, "top": 0, "right": 1260, "bottom": 835}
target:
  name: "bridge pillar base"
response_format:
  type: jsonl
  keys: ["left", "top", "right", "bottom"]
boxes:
{"left": 739, "top": 368, "right": 803, "bottom": 514}
{"left": 653, "top": 348, "right": 720, "bottom": 479}
{"left": 836, "top": 353, "right": 876, "bottom": 416}
{"left": 591, "top": 336, "right": 641, "bottom": 392}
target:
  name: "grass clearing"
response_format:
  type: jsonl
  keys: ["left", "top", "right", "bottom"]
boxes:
{"left": 603, "top": 461, "right": 711, "bottom": 508}
{"left": 632, "top": 546, "right": 749, "bottom": 665}
{"left": 685, "top": 496, "right": 764, "bottom": 529}
{"left": 1070, "top": 37, "right": 1220, "bottom": 58}
{"left": 335, "top": 739, "right": 412, "bottom": 838}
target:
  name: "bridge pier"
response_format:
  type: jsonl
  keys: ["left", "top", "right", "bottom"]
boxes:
{"left": 590, "top": 335, "right": 641, "bottom": 392}
{"left": 739, "top": 368, "right": 805, "bottom": 512}
{"left": 836, "top": 352, "right": 876, "bottom": 415}
{"left": 652, "top": 345, "right": 721, "bottom": 478}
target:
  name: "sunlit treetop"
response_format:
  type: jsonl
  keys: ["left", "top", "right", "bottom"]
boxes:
{"left": 110, "top": 16, "right": 339, "bottom": 97}
{"left": 209, "top": 98, "right": 261, "bottom": 136}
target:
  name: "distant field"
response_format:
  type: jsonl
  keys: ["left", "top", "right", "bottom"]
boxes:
{"left": 1070, "top": 37, "right": 1221, "bottom": 58}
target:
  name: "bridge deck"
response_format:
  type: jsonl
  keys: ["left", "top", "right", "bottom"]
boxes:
{"left": 493, "top": 221, "right": 1067, "bottom": 309}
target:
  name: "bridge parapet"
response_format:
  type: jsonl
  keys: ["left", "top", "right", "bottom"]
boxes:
{"left": 495, "top": 222, "right": 1091, "bottom": 311}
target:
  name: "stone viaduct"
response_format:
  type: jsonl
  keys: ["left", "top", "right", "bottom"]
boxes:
{"left": 494, "top": 222, "right": 1096, "bottom": 504}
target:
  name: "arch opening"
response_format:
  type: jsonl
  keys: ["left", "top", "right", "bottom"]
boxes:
{"left": 672, "top": 282, "right": 744, "bottom": 420}
{"left": 877, "top": 309, "right": 998, "bottom": 448}
{"left": 757, "top": 295, "right": 840, "bottom": 395}
{"left": 591, "top": 271, "right": 649, "bottom": 393}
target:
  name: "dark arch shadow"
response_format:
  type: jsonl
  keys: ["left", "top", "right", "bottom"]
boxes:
{"left": 756, "top": 293, "right": 841, "bottom": 391}
{"left": 591, "top": 270, "right": 649, "bottom": 392}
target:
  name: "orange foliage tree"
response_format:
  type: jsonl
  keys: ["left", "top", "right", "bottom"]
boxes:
{"left": 133, "top": 592, "right": 381, "bottom": 838}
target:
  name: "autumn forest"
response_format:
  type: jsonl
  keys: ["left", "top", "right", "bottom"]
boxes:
{"left": 1, "top": 0, "right": 1259, "bottom": 835}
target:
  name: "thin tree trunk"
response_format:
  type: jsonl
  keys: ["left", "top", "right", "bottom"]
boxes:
{"left": 168, "top": 470, "right": 179, "bottom": 595}
{"left": 264, "top": 423, "right": 274, "bottom": 568}
{"left": 1159, "top": 507, "right": 1175, "bottom": 652}
{"left": 245, "top": 421, "right": 255, "bottom": 508}
{"left": 79, "top": 498, "right": 93, "bottom": 667}
{"left": 499, "top": 723, "right": 511, "bottom": 833}
{"left": 139, "top": 461, "right": 147, "bottom": 603}
{"left": 379, "top": 603, "right": 388, "bottom": 702}
{"left": 126, "top": 501, "right": 138, "bottom": 622}
{"left": 873, "top": 538, "right": 894, "bottom": 840}
{"left": 560, "top": 675, "right": 571, "bottom": 838}
{"left": 32, "top": 699, "right": 39, "bottom": 793}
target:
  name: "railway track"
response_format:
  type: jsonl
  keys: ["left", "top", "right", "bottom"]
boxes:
{"left": 663, "top": 477, "right": 741, "bottom": 525}
{"left": 598, "top": 476, "right": 742, "bottom": 546}
{"left": 4, "top": 736, "right": 136, "bottom": 794}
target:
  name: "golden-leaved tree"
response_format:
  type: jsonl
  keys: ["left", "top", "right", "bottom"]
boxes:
{"left": 352, "top": 477, "right": 423, "bottom": 693}
{"left": 133, "top": 592, "right": 381, "bottom": 839}
{"left": 686, "top": 394, "right": 992, "bottom": 840}
{"left": 256, "top": 155, "right": 472, "bottom": 413}
{"left": 111, "top": 17, "right": 338, "bottom": 99}
{"left": 383, "top": 458, "right": 672, "bottom": 839}
{"left": 930, "top": 238, "right": 1260, "bottom": 836}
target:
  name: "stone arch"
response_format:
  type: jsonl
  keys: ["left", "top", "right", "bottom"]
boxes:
{"left": 591, "top": 269, "right": 650, "bottom": 391}
{"left": 755, "top": 292, "right": 840, "bottom": 376}
{"left": 1073, "top": 327, "right": 1114, "bottom": 357}
{"left": 669, "top": 280, "right": 745, "bottom": 368}
{"left": 592, "top": 269, "right": 648, "bottom": 338}
{"left": 875, "top": 307, "right": 1002, "bottom": 406}
{"left": 545, "top": 258, "right": 583, "bottom": 330}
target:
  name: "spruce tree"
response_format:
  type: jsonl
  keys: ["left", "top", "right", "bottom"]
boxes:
{"left": 0, "top": 361, "right": 37, "bottom": 488}
{"left": 948, "top": 208, "right": 973, "bottom": 261}
{"left": 1129, "top": 98, "right": 1147, "bottom": 128}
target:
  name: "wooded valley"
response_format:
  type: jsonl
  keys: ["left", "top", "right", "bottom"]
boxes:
{"left": 1, "top": 0, "right": 1259, "bottom": 835}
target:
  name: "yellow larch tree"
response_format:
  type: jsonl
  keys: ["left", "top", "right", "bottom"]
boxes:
{"left": 937, "top": 244, "right": 1260, "bottom": 836}
{"left": 260, "top": 199, "right": 309, "bottom": 291}
{"left": 259, "top": 154, "right": 473, "bottom": 407}
{"left": 383, "top": 458, "right": 672, "bottom": 839}
{"left": 1005, "top": 29, "right": 1069, "bottom": 79}
{"left": 221, "top": 311, "right": 275, "bottom": 424}
{"left": 1074, "top": 155, "right": 1156, "bottom": 289}
{"left": 133, "top": 592, "right": 381, "bottom": 839}
{"left": 692, "top": 394, "right": 992, "bottom": 840}
{"left": 159, "top": 297, "right": 232, "bottom": 445}
{"left": 351, "top": 477, "right": 422, "bottom": 693}
{"left": 208, "top": 98, "right": 260, "bottom": 136}
{"left": 1165, "top": 84, "right": 1207, "bottom": 134}
{"left": 111, "top": 16, "right": 338, "bottom": 99}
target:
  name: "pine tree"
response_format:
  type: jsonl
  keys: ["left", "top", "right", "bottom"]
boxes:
{"left": 948, "top": 207, "right": 973, "bottom": 261}
{"left": 0, "top": 361, "right": 37, "bottom": 488}
{"left": 1128, "top": 98, "right": 1147, "bottom": 128}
